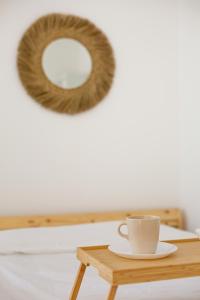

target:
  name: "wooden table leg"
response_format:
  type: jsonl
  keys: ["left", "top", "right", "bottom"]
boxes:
{"left": 69, "top": 263, "right": 87, "bottom": 300}
{"left": 107, "top": 285, "right": 118, "bottom": 300}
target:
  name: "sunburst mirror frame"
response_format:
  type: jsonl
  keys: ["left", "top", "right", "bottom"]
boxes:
{"left": 17, "top": 13, "right": 115, "bottom": 114}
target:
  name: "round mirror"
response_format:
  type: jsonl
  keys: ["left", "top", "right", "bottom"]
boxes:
{"left": 42, "top": 38, "right": 92, "bottom": 89}
{"left": 18, "top": 13, "right": 115, "bottom": 114}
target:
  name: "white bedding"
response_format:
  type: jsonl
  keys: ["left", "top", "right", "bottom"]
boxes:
{"left": 0, "top": 221, "right": 199, "bottom": 300}
{"left": 0, "top": 221, "right": 196, "bottom": 254}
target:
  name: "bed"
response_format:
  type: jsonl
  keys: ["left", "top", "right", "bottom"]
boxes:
{"left": 0, "top": 208, "right": 199, "bottom": 300}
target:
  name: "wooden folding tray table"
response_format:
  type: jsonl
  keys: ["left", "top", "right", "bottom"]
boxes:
{"left": 70, "top": 239, "right": 200, "bottom": 300}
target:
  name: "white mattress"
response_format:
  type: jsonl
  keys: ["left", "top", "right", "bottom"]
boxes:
{"left": 0, "top": 221, "right": 199, "bottom": 300}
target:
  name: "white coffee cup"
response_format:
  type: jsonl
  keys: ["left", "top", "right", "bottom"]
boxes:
{"left": 118, "top": 215, "right": 160, "bottom": 254}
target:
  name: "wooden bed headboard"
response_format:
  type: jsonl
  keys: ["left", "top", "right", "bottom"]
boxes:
{"left": 0, "top": 208, "right": 184, "bottom": 230}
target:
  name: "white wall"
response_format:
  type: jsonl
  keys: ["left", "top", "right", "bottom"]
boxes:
{"left": 178, "top": 0, "right": 200, "bottom": 230}
{"left": 0, "top": 0, "right": 179, "bottom": 215}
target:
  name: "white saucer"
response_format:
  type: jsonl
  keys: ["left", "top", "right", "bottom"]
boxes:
{"left": 109, "top": 241, "right": 178, "bottom": 260}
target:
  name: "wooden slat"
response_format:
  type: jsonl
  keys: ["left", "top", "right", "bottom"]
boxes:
{"left": 0, "top": 208, "right": 183, "bottom": 230}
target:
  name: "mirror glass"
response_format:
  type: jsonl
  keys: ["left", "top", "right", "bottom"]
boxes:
{"left": 42, "top": 38, "right": 92, "bottom": 89}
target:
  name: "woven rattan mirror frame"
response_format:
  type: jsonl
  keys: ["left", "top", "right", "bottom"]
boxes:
{"left": 17, "top": 13, "right": 115, "bottom": 114}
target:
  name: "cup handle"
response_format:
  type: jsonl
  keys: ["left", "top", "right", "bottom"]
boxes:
{"left": 118, "top": 222, "right": 128, "bottom": 239}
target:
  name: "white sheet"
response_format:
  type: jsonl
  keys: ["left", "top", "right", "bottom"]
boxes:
{"left": 0, "top": 222, "right": 199, "bottom": 300}
{"left": 0, "top": 252, "right": 200, "bottom": 300}
{"left": 0, "top": 221, "right": 196, "bottom": 254}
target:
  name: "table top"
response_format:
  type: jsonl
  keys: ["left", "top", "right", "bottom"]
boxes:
{"left": 77, "top": 239, "right": 200, "bottom": 285}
